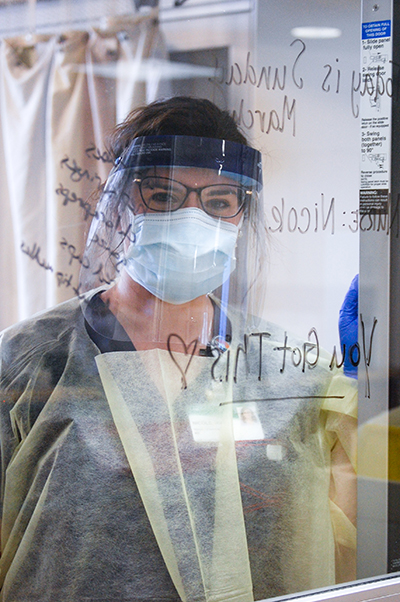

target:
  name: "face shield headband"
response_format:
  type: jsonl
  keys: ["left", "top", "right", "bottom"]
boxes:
{"left": 113, "top": 135, "right": 263, "bottom": 189}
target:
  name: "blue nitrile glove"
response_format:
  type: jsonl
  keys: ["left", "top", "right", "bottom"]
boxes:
{"left": 339, "top": 274, "right": 359, "bottom": 379}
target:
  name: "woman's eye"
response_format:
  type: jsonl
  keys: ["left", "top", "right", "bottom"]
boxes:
{"left": 203, "top": 195, "right": 237, "bottom": 214}
{"left": 141, "top": 178, "right": 183, "bottom": 208}
{"left": 206, "top": 198, "right": 231, "bottom": 209}
{"left": 148, "top": 190, "right": 181, "bottom": 207}
{"left": 150, "top": 192, "right": 172, "bottom": 203}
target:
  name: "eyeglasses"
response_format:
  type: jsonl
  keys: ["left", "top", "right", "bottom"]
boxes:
{"left": 134, "top": 176, "right": 253, "bottom": 219}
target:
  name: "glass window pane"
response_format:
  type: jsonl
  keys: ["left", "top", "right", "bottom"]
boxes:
{"left": 0, "top": 0, "right": 398, "bottom": 600}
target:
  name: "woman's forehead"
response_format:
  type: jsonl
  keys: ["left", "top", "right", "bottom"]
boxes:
{"left": 148, "top": 166, "right": 241, "bottom": 186}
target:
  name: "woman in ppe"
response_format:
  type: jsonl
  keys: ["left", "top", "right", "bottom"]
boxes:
{"left": 0, "top": 97, "right": 357, "bottom": 602}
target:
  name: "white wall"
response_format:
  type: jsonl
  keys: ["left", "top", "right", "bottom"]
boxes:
{"left": 251, "top": 0, "right": 360, "bottom": 351}
{"left": 162, "top": 0, "right": 361, "bottom": 352}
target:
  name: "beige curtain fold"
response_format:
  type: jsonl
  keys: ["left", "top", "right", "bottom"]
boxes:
{"left": 0, "top": 13, "right": 166, "bottom": 330}
{"left": 0, "top": 35, "right": 56, "bottom": 323}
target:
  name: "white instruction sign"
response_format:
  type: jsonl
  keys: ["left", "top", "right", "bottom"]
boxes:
{"left": 360, "top": 18, "right": 392, "bottom": 215}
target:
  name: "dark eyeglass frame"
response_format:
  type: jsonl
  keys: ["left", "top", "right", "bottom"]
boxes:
{"left": 133, "top": 175, "right": 253, "bottom": 219}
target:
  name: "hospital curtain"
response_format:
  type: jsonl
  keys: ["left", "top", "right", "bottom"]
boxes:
{"left": 0, "top": 13, "right": 166, "bottom": 331}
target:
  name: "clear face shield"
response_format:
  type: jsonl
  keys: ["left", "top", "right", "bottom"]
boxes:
{"left": 81, "top": 136, "right": 266, "bottom": 602}
{"left": 80, "top": 135, "right": 265, "bottom": 349}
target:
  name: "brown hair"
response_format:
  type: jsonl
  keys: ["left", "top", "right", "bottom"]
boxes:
{"left": 109, "top": 96, "right": 248, "bottom": 160}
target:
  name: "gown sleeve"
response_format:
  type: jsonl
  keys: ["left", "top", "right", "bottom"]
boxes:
{"left": 0, "top": 311, "right": 72, "bottom": 555}
{"left": 322, "top": 373, "right": 358, "bottom": 583}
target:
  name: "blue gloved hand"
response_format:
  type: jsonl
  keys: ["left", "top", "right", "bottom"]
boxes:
{"left": 339, "top": 274, "right": 359, "bottom": 379}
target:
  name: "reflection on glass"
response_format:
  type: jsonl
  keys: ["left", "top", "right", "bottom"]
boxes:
{"left": 0, "top": 95, "right": 358, "bottom": 602}
{"left": 5, "top": 0, "right": 400, "bottom": 600}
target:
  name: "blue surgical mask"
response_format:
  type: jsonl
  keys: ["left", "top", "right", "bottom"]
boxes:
{"left": 124, "top": 208, "right": 239, "bottom": 304}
